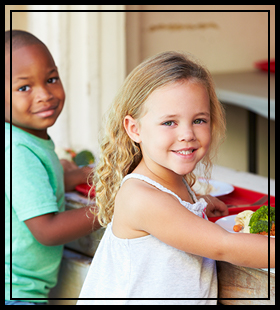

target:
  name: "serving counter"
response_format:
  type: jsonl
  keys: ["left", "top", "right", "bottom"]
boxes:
{"left": 49, "top": 165, "right": 275, "bottom": 305}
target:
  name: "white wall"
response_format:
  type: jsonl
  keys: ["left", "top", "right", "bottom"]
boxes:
{"left": 6, "top": 6, "right": 275, "bottom": 177}
{"left": 126, "top": 6, "right": 275, "bottom": 74}
{"left": 125, "top": 6, "right": 275, "bottom": 177}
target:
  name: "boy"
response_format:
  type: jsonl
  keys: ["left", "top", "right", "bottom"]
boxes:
{"left": 5, "top": 30, "right": 99, "bottom": 305}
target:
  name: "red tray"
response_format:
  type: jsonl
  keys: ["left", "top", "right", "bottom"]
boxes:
{"left": 255, "top": 59, "right": 275, "bottom": 73}
{"left": 208, "top": 186, "right": 275, "bottom": 222}
{"left": 75, "top": 183, "right": 96, "bottom": 198}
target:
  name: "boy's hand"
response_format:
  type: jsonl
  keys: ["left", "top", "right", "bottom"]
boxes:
{"left": 60, "top": 159, "right": 93, "bottom": 192}
{"left": 200, "top": 195, "right": 229, "bottom": 218}
{"left": 60, "top": 159, "right": 78, "bottom": 172}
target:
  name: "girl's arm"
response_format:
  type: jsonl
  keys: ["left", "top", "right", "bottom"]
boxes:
{"left": 24, "top": 205, "right": 100, "bottom": 246}
{"left": 120, "top": 181, "right": 274, "bottom": 269}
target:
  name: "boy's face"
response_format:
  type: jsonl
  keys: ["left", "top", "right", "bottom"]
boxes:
{"left": 5, "top": 43, "right": 65, "bottom": 139}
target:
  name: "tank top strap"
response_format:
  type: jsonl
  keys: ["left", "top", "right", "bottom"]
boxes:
{"left": 121, "top": 173, "right": 208, "bottom": 219}
{"left": 121, "top": 173, "right": 196, "bottom": 204}
{"left": 182, "top": 178, "right": 198, "bottom": 203}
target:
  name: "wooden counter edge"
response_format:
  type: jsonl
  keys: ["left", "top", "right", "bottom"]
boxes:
{"left": 217, "top": 261, "right": 275, "bottom": 305}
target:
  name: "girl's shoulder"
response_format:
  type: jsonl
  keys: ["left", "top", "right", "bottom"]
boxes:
{"left": 113, "top": 176, "right": 182, "bottom": 238}
{"left": 114, "top": 175, "right": 182, "bottom": 224}
{"left": 116, "top": 176, "right": 178, "bottom": 209}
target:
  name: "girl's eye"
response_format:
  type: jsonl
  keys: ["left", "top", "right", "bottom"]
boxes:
{"left": 18, "top": 85, "right": 30, "bottom": 92}
{"left": 193, "top": 119, "right": 206, "bottom": 125}
{"left": 163, "top": 121, "right": 175, "bottom": 126}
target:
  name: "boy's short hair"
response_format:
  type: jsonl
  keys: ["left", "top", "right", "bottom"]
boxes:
{"left": 5, "top": 30, "right": 46, "bottom": 54}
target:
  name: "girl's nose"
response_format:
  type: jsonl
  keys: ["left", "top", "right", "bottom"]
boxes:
{"left": 178, "top": 127, "right": 196, "bottom": 142}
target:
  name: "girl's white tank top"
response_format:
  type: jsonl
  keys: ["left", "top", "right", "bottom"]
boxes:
{"left": 77, "top": 174, "right": 217, "bottom": 305}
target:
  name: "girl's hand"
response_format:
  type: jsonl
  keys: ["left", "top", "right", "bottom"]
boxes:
{"left": 200, "top": 195, "right": 229, "bottom": 217}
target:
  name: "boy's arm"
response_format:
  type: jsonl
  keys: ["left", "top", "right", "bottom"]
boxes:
{"left": 200, "top": 195, "right": 229, "bottom": 217}
{"left": 24, "top": 205, "right": 101, "bottom": 246}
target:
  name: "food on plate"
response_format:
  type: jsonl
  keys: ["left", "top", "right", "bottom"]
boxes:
{"left": 233, "top": 224, "right": 243, "bottom": 232}
{"left": 55, "top": 148, "right": 95, "bottom": 166}
{"left": 233, "top": 205, "right": 275, "bottom": 236}
{"left": 73, "top": 150, "right": 95, "bottom": 166}
{"left": 249, "top": 205, "right": 275, "bottom": 227}
{"left": 55, "top": 147, "right": 74, "bottom": 161}
{"left": 192, "top": 179, "right": 214, "bottom": 195}
{"left": 269, "top": 223, "right": 275, "bottom": 236}
{"left": 65, "top": 148, "right": 77, "bottom": 159}
{"left": 250, "top": 220, "right": 271, "bottom": 234}
{"left": 233, "top": 210, "right": 254, "bottom": 233}
{"left": 249, "top": 205, "right": 275, "bottom": 235}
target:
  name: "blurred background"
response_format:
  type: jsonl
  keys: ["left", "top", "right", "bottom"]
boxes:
{"left": 5, "top": 5, "right": 275, "bottom": 178}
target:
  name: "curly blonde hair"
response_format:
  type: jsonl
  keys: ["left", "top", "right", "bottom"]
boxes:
{"left": 92, "top": 51, "right": 226, "bottom": 227}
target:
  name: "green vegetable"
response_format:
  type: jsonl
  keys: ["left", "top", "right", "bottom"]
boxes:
{"left": 249, "top": 205, "right": 275, "bottom": 234}
{"left": 250, "top": 220, "right": 271, "bottom": 234}
{"left": 73, "top": 150, "right": 95, "bottom": 166}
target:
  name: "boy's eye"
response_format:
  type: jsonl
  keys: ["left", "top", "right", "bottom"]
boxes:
{"left": 47, "top": 77, "right": 58, "bottom": 84}
{"left": 18, "top": 85, "right": 30, "bottom": 92}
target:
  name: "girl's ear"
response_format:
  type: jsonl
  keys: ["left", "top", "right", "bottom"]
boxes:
{"left": 123, "top": 115, "right": 141, "bottom": 143}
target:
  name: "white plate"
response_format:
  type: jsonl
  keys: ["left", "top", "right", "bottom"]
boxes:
{"left": 196, "top": 179, "right": 234, "bottom": 197}
{"left": 215, "top": 215, "right": 237, "bottom": 233}
{"left": 209, "top": 179, "right": 234, "bottom": 197}
{"left": 215, "top": 215, "right": 275, "bottom": 237}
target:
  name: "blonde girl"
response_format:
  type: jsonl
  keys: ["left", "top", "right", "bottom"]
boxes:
{"left": 78, "top": 51, "right": 274, "bottom": 305}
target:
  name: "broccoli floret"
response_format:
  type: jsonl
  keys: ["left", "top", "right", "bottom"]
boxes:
{"left": 250, "top": 220, "right": 271, "bottom": 234}
{"left": 249, "top": 205, "right": 275, "bottom": 227}
{"left": 248, "top": 205, "right": 275, "bottom": 234}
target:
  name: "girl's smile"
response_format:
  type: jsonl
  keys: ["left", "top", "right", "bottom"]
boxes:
{"left": 172, "top": 148, "right": 196, "bottom": 158}
{"left": 127, "top": 79, "right": 211, "bottom": 178}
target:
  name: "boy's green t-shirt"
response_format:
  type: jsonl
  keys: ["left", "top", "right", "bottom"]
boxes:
{"left": 5, "top": 123, "right": 65, "bottom": 302}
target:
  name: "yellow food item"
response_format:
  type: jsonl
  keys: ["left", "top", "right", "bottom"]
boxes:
{"left": 234, "top": 210, "right": 254, "bottom": 233}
